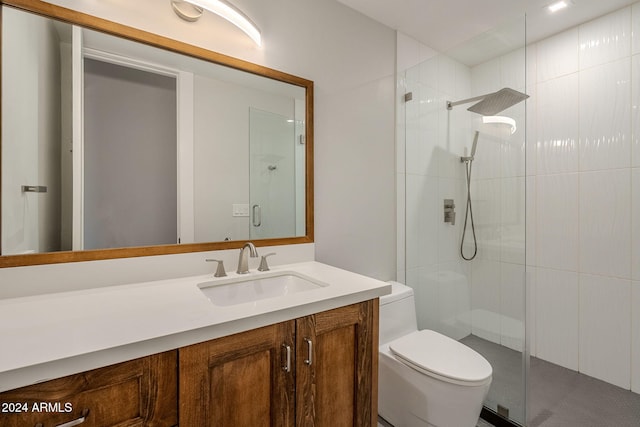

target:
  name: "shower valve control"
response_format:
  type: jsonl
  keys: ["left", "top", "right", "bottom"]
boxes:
{"left": 444, "top": 199, "right": 456, "bottom": 225}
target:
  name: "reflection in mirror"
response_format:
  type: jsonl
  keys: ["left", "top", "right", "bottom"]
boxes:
{"left": 1, "top": 3, "right": 310, "bottom": 262}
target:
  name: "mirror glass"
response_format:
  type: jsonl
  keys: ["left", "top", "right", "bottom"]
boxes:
{"left": 1, "top": 4, "right": 309, "bottom": 260}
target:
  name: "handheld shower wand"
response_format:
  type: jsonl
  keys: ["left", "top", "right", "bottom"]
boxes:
{"left": 461, "top": 131, "right": 479, "bottom": 163}
{"left": 460, "top": 131, "right": 479, "bottom": 261}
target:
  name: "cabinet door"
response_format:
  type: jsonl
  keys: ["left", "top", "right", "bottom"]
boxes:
{"left": 296, "top": 300, "right": 379, "bottom": 427}
{"left": 0, "top": 350, "right": 178, "bottom": 427}
{"left": 179, "top": 321, "right": 296, "bottom": 427}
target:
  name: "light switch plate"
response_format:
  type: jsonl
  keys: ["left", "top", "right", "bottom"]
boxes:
{"left": 232, "top": 204, "right": 250, "bottom": 217}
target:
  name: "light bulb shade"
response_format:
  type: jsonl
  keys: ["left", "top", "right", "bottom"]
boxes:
{"left": 546, "top": 0, "right": 572, "bottom": 13}
{"left": 482, "top": 115, "right": 517, "bottom": 135}
{"left": 186, "top": 0, "right": 262, "bottom": 46}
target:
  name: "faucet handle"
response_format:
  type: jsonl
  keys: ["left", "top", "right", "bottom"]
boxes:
{"left": 206, "top": 259, "right": 227, "bottom": 277}
{"left": 257, "top": 253, "right": 276, "bottom": 272}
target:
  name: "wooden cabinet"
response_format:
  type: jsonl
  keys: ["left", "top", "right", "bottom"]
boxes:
{"left": 179, "top": 300, "right": 379, "bottom": 427}
{"left": 0, "top": 299, "right": 378, "bottom": 427}
{"left": 0, "top": 351, "right": 178, "bottom": 427}
{"left": 179, "top": 320, "right": 296, "bottom": 426}
{"left": 295, "top": 300, "right": 378, "bottom": 427}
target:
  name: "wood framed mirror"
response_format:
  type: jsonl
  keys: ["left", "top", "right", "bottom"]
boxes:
{"left": 0, "top": 0, "right": 313, "bottom": 267}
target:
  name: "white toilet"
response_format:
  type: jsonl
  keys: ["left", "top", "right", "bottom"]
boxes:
{"left": 378, "top": 282, "right": 492, "bottom": 427}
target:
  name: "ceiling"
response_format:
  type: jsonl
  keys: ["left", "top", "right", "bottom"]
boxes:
{"left": 336, "top": 0, "right": 637, "bottom": 64}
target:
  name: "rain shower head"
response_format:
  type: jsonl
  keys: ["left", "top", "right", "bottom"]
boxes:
{"left": 447, "top": 87, "right": 529, "bottom": 116}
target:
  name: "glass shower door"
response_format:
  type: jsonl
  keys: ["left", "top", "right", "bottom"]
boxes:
{"left": 249, "top": 108, "right": 297, "bottom": 240}
{"left": 402, "top": 15, "right": 528, "bottom": 425}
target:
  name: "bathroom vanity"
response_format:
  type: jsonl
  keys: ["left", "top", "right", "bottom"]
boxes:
{"left": 0, "top": 262, "right": 389, "bottom": 426}
{"left": 0, "top": 2, "right": 390, "bottom": 424}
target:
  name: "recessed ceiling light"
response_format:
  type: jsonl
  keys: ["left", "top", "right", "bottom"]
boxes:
{"left": 546, "top": 0, "right": 571, "bottom": 13}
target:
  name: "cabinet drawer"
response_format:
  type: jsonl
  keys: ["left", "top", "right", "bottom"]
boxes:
{"left": 0, "top": 351, "right": 177, "bottom": 427}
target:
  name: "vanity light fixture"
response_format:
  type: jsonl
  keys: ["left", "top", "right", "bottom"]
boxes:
{"left": 546, "top": 0, "right": 571, "bottom": 13}
{"left": 482, "top": 115, "right": 517, "bottom": 135}
{"left": 171, "top": 0, "right": 262, "bottom": 47}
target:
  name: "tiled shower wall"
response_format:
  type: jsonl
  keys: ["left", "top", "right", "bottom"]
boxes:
{"left": 400, "top": 2, "right": 640, "bottom": 395}
{"left": 472, "top": 4, "right": 640, "bottom": 392}
{"left": 402, "top": 51, "right": 475, "bottom": 342}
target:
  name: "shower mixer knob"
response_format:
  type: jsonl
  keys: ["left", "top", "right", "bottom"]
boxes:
{"left": 444, "top": 199, "right": 456, "bottom": 225}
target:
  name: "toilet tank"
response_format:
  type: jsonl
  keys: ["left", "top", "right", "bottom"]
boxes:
{"left": 379, "top": 282, "right": 418, "bottom": 345}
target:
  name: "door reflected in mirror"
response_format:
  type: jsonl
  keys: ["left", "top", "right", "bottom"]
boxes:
{"left": 1, "top": 4, "right": 309, "bottom": 259}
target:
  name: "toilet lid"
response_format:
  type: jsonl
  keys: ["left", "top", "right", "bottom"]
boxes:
{"left": 389, "top": 330, "right": 492, "bottom": 385}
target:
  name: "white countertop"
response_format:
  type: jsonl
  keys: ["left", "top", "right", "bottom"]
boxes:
{"left": 0, "top": 261, "right": 390, "bottom": 392}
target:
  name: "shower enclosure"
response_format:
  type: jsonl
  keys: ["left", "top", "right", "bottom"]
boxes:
{"left": 400, "top": 16, "right": 529, "bottom": 426}
{"left": 400, "top": 4, "right": 640, "bottom": 426}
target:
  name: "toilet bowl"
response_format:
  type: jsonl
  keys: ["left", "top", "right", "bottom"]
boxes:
{"left": 378, "top": 282, "right": 492, "bottom": 427}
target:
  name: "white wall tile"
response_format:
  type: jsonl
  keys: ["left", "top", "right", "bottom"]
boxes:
{"left": 473, "top": 178, "right": 502, "bottom": 261}
{"left": 406, "top": 84, "right": 439, "bottom": 176}
{"left": 434, "top": 261, "right": 472, "bottom": 340}
{"left": 500, "top": 48, "right": 526, "bottom": 92}
{"left": 500, "top": 107, "right": 527, "bottom": 179}
{"left": 438, "top": 177, "right": 465, "bottom": 263}
{"left": 471, "top": 59, "right": 501, "bottom": 97}
{"left": 634, "top": 168, "right": 640, "bottom": 280}
{"left": 536, "top": 73, "right": 580, "bottom": 174}
{"left": 579, "top": 7, "right": 631, "bottom": 70}
{"left": 579, "top": 169, "right": 632, "bottom": 279}
{"left": 526, "top": 175, "right": 537, "bottom": 267}
{"left": 632, "top": 280, "right": 640, "bottom": 393}
{"left": 412, "top": 264, "right": 441, "bottom": 332}
{"left": 405, "top": 174, "right": 438, "bottom": 269}
{"left": 472, "top": 132, "right": 503, "bottom": 180}
{"left": 500, "top": 262, "right": 526, "bottom": 351}
{"left": 418, "top": 55, "right": 439, "bottom": 91}
{"left": 397, "top": 172, "right": 406, "bottom": 279}
{"left": 501, "top": 177, "right": 526, "bottom": 265}
{"left": 439, "top": 55, "right": 458, "bottom": 99}
{"left": 633, "top": 3, "right": 640, "bottom": 55}
{"left": 440, "top": 108, "right": 471, "bottom": 178}
{"left": 536, "top": 27, "right": 579, "bottom": 82}
{"left": 579, "top": 274, "right": 632, "bottom": 389}
{"left": 579, "top": 58, "right": 631, "bottom": 171}
{"left": 632, "top": 55, "right": 640, "bottom": 168}
{"left": 526, "top": 42, "right": 538, "bottom": 86}
{"left": 536, "top": 174, "right": 579, "bottom": 271}
{"left": 526, "top": 267, "right": 537, "bottom": 357}
{"left": 454, "top": 60, "right": 472, "bottom": 100}
{"left": 526, "top": 84, "right": 538, "bottom": 177}
{"left": 471, "top": 259, "right": 502, "bottom": 344}
{"left": 536, "top": 268, "right": 579, "bottom": 370}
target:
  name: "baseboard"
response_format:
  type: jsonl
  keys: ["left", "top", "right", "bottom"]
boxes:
{"left": 480, "top": 407, "right": 522, "bottom": 427}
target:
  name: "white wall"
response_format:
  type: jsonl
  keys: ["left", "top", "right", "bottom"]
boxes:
{"left": 0, "top": 0, "right": 396, "bottom": 297}
{"left": 192, "top": 76, "right": 296, "bottom": 243}
{"left": 2, "top": 8, "right": 62, "bottom": 255}
{"left": 471, "top": 4, "right": 640, "bottom": 393}
{"left": 526, "top": 4, "right": 639, "bottom": 393}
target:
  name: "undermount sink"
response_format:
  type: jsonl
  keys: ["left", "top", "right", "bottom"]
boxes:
{"left": 198, "top": 272, "right": 328, "bottom": 307}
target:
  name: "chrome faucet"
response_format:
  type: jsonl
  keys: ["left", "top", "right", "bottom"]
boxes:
{"left": 236, "top": 242, "right": 258, "bottom": 274}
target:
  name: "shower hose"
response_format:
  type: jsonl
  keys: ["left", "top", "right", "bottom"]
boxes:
{"left": 460, "top": 159, "right": 478, "bottom": 261}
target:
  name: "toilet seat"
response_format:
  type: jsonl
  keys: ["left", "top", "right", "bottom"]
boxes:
{"left": 388, "top": 330, "right": 492, "bottom": 386}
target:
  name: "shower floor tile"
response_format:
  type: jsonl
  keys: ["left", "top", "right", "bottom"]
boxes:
{"left": 462, "top": 335, "right": 640, "bottom": 427}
